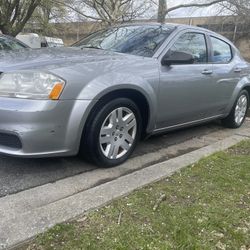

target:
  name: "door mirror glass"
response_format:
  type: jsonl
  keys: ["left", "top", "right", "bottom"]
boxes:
{"left": 162, "top": 51, "right": 195, "bottom": 66}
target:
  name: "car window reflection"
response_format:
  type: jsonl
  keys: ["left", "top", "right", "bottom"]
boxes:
{"left": 74, "top": 25, "right": 175, "bottom": 57}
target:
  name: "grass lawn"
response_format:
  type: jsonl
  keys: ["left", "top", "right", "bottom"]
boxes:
{"left": 24, "top": 141, "right": 250, "bottom": 250}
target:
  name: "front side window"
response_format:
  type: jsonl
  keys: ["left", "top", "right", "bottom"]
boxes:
{"left": 74, "top": 25, "right": 175, "bottom": 57}
{"left": 0, "top": 37, "right": 27, "bottom": 51}
{"left": 210, "top": 36, "right": 232, "bottom": 63}
{"left": 167, "top": 32, "right": 208, "bottom": 63}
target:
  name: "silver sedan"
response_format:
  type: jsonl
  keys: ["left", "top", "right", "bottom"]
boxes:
{"left": 0, "top": 23, "right": 249, "bottom": 167}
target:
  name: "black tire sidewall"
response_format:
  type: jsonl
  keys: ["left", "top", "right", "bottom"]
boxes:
{"left": 85, "top": 98, "right": 142, "bottom": 167}
{"left": 223, "top": 90, "right": 249, "bottom": 128}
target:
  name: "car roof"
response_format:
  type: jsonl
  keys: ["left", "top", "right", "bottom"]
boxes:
{"left": 0, "top": 34, "right": 18, "bottom": 39}
{"left": 117, "top": 22, "right": 234, "bottom": 46}
{"left": 119, "top": 22, "right": 216, "bottom": 34}
{"left": 172, "top": 23, "right": 235, "bottom": 46}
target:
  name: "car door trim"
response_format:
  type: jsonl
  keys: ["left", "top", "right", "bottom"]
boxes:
{"left": 153, "top": 114, "right": 224, "bottom": 133}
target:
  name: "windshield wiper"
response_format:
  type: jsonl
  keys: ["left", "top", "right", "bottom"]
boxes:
{"left": 81, "top": 46, "right": 102, "bottom": 50}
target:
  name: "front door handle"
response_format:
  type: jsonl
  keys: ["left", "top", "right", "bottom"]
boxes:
{"left": 202, "top": 69, "right": 213, "bottom": 75}
{"left": 234, "top": 67, "right": 242, "bottom": 73}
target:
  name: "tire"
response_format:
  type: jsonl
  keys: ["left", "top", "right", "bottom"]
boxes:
{"left": 80, "top": 98, "right": 142, "bottom": 167}
{"left": 222, "top": 90, "right": 249, "bottom": 128}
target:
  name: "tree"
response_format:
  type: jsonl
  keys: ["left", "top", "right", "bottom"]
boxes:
{"left": 29, "top": 0, "right": 67, "bottom": 35}
{"left": 157, "top": 0, "right": 227, "bottom": 23}
{"left": 219, "top": 0, "right": 250, "bottom": 41}
{"left": 222, "top": 0, "right": 250, "bottom": 19}
{"left": 0, "top": 0, "right": 42, "bottom": 36}
{"left": 157, "top": 0, "right": 167, "bottom": 23}
{"left": 56, "top": 0, "right": 151, "bottom": 26}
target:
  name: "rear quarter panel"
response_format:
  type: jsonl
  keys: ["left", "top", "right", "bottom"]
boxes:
{"left": 225, "top": 54, "right": 250, "bottom": 114}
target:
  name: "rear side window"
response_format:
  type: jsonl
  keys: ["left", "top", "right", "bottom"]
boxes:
{"left": 210, "top": 36, "right": 232, "bottom": 63}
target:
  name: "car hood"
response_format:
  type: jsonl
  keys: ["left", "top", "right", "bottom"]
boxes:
{"left": 0, "top": 47, "right": 140, "bottom": 72}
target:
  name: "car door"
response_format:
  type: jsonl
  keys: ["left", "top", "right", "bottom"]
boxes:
{"left": 156, "top": 30, "right": 221, "bottom": 130}
{"left": 209, "top": 35, "right": 248, "bottom": 112}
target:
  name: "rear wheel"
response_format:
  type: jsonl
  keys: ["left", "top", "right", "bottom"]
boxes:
{"left": 222, "top": 90, "right": 249, "bottom": 128}
{"left": 81, "top": 98, "right": 142, "bottom": 167}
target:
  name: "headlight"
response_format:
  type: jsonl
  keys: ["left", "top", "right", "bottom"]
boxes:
{"left": 0, "top": 71, "right": 65, "bottom": 100}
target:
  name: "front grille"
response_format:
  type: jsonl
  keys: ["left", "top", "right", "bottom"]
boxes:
{"left": 0, "top": 133, "right": 22, "bottom": 149}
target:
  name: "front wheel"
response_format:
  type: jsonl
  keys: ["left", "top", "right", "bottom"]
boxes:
{"left": 81, "top": 98, "right": 142, "bottom": 167}
{"left": 222, "top": 90, "right": 249, "bottom": 128}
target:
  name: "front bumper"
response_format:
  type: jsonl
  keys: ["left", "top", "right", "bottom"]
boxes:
{"left": 0, "top": 97, "right": 92, "bottom": 157}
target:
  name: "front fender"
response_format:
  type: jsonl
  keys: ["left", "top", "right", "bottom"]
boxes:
{"left": 77, "top": 72, "right": 158, "bottom": 132}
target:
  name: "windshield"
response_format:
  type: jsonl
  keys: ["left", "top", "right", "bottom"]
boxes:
{"left": 0, "top": 36, "right": 27, "bottom": 51}
{"left": 74, "top": 25, "right": 175, "bottom": 57}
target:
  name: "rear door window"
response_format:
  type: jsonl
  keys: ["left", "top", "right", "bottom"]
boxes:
{"left": 210, "top": 36, "right": 232, "bottom": 63}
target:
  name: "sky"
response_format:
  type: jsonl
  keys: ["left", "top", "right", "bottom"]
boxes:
{"left": 144, "top": 0, "right": 232, "bottom": 19}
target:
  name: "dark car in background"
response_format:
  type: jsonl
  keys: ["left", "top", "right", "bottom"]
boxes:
{"left": 0, "top": 34, "right": 29, "bottom": 51}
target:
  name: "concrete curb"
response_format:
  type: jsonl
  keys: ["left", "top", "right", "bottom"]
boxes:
{"left": 1, "top": 132, "right": 250, "bottom": 249}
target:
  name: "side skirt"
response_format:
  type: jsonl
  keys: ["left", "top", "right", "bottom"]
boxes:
{"left": 146, "top": 114, "right": 225, "bottom": 138}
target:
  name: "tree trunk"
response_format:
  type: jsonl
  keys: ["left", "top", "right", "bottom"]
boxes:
{"left": 0, "top": 0, "right": 41, "bottom": 37}
{"left": 157, "top": 0, "right": 167, "bottom": 23}
{"left": 0, "top": 24, "right": 15, "bottom": 36}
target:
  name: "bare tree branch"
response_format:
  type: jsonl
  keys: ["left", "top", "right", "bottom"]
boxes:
{"left": 56, "top": 0, "right": 152, "bottom": 26}
{"left": 157, "top": 0, "right": 228, "bottom": 23}
{"left": 54, "top": 0, "right": 103, "bottom": 21}
{"left": 0, "top": 0, "right": 42, "bottom": 36}
{"left": 166, "top": 0, "right": 225, "bottom": 14}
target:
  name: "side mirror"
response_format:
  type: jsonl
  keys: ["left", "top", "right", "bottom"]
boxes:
{"left": 162, "top": 51, "right": 195, "bottom": 66}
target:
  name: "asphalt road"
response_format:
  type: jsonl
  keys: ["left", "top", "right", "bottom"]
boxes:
{"left": 0, "top": 121, "right": 224, "bottom": 198}
{"left": 1, "top": 109, "right": 250, "bottom": 198}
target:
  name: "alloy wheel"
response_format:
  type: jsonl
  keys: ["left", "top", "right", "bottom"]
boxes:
{"left": 99, "top": 107, "right": 137, "bottom": 160}
{"left": 234, "top": 94, "right": 248, "bottom": 125}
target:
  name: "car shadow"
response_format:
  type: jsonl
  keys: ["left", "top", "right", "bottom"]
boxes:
{"left": 0, "top": 119, "right": 242, "bottom": 197}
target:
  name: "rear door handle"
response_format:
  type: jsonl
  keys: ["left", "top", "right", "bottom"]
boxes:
{"left": 202, "top": 69, "right": 213, "bottom": 75}
{"left": 234, "top": 67, "right": 242, "bottom": 73}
